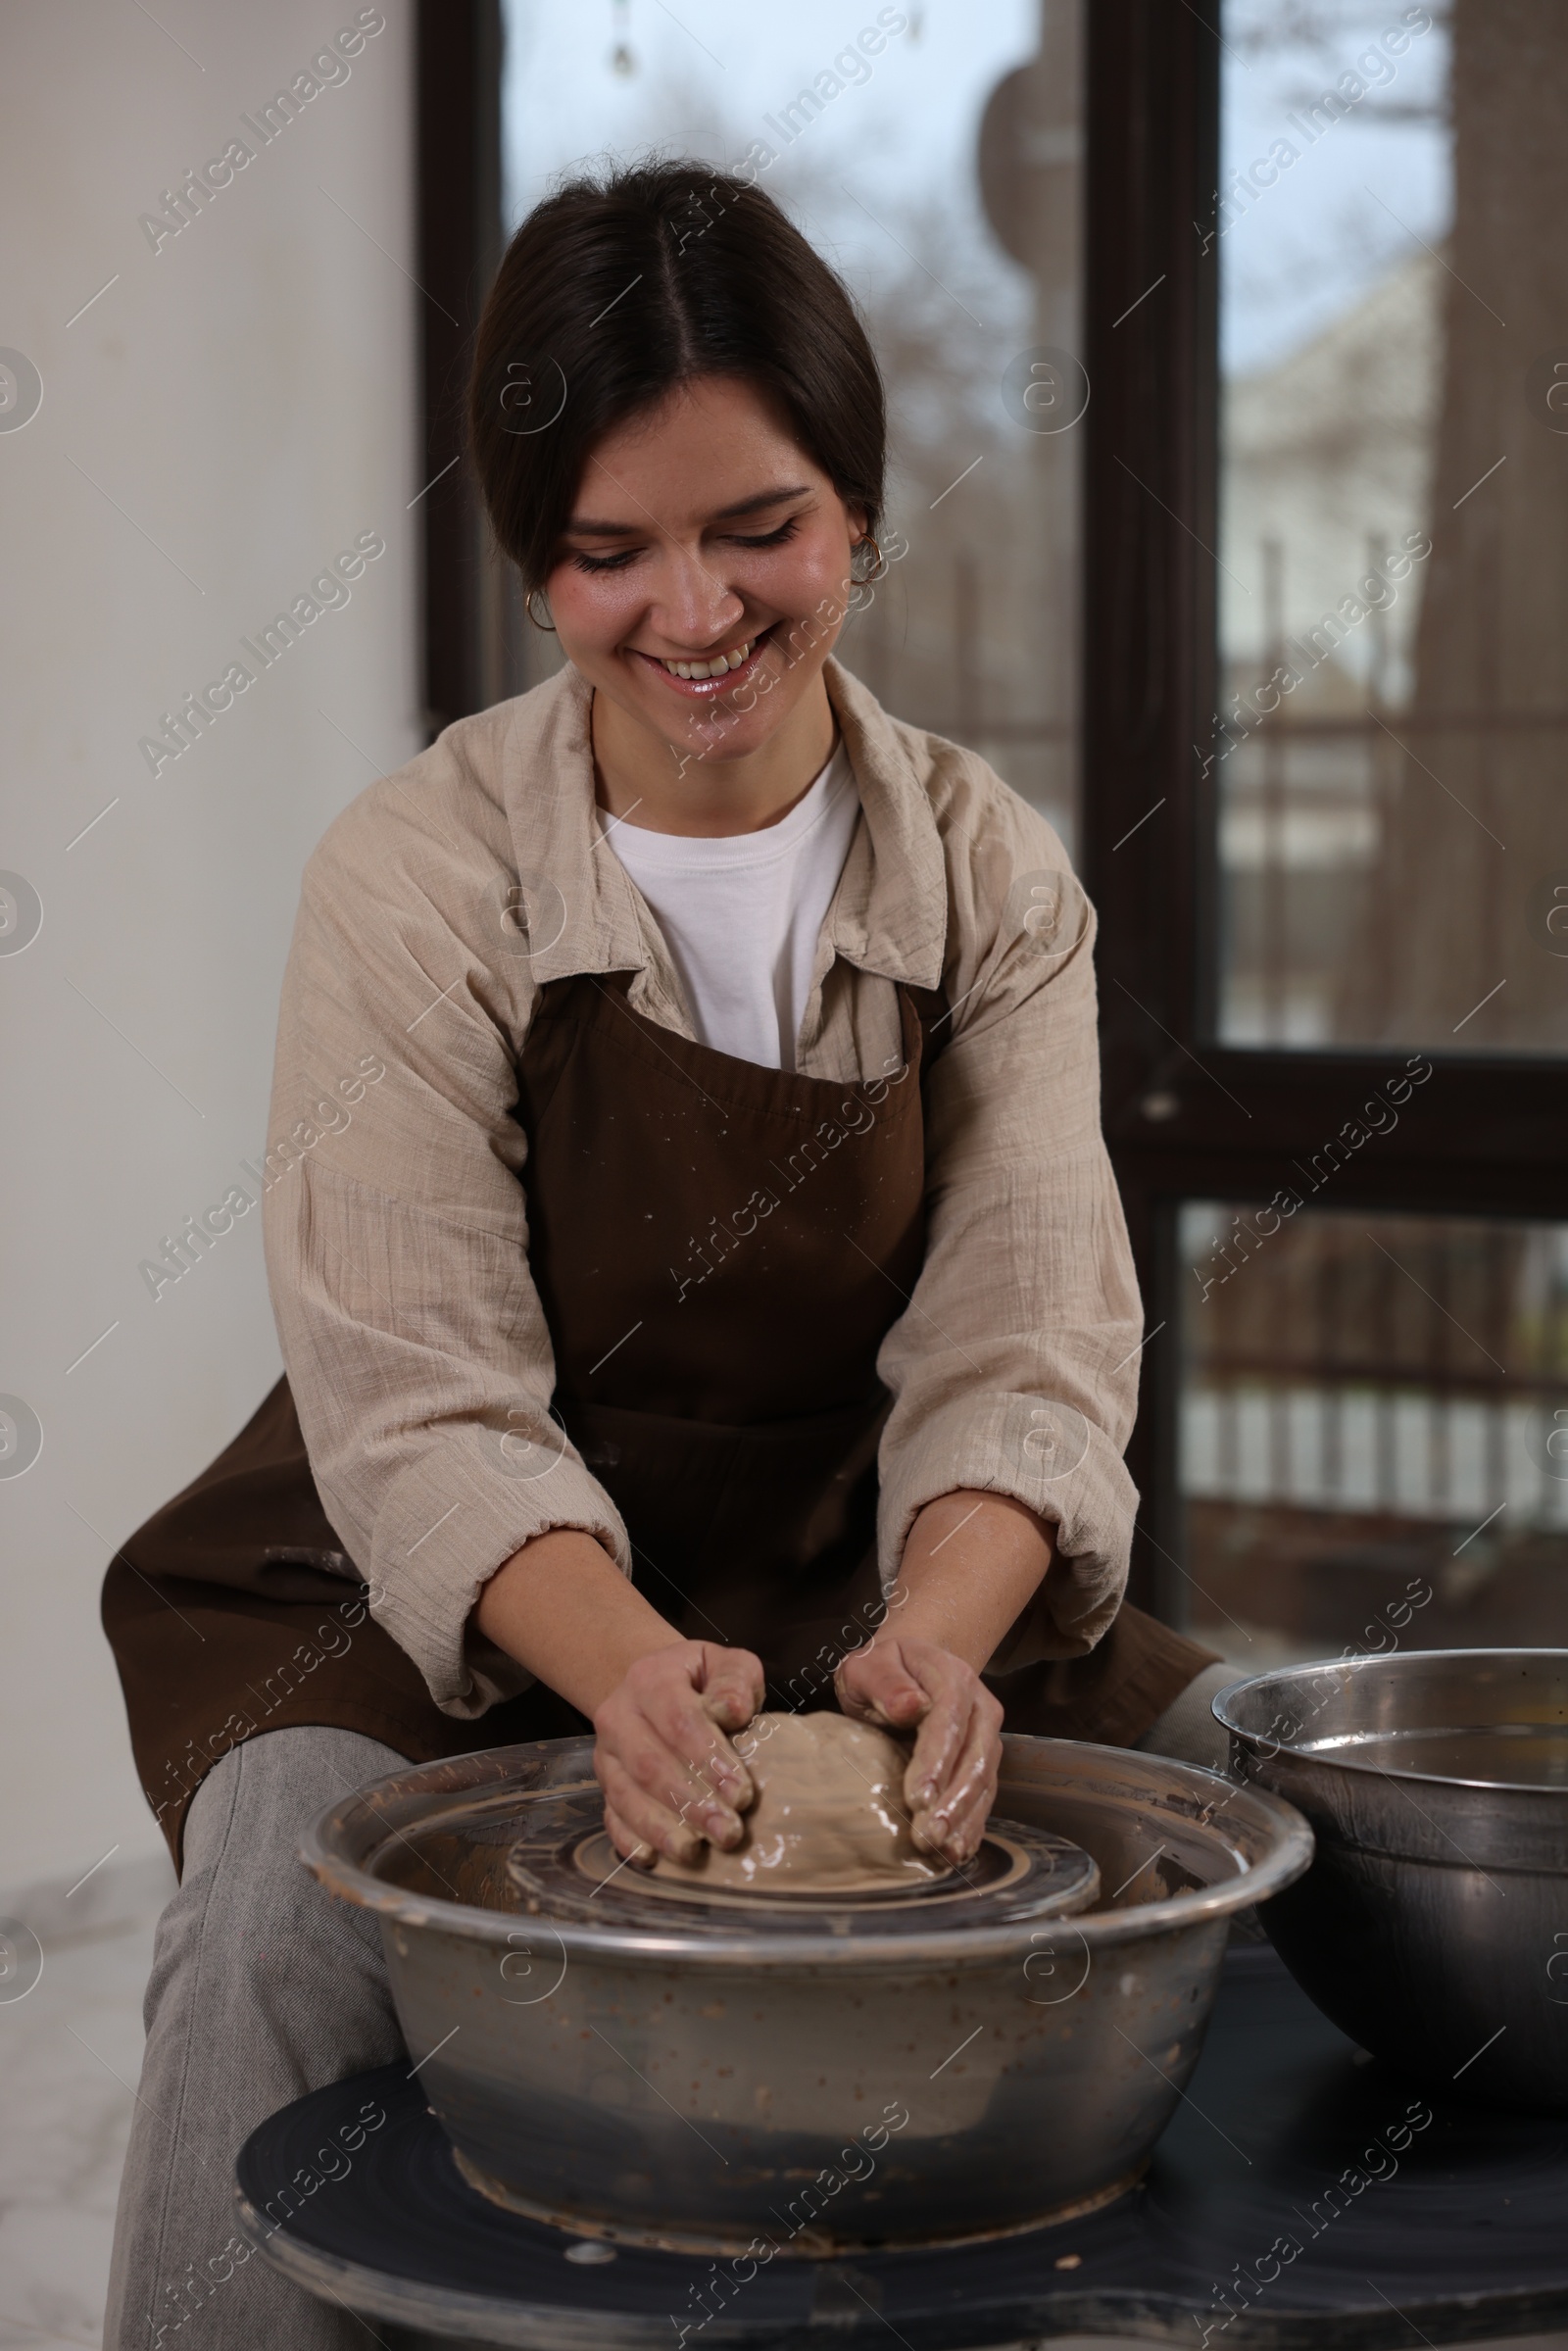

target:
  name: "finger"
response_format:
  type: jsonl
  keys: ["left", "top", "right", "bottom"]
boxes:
{"left": 596, "top": 1706, "right": 746, "bottom": 1855}
{"left": 598, "top": 1742, "right": 700, "bottom": 1859}
{"left": 616, "top": 1648, "right": 757, "bottom": 1824}
{"left": 898, "top": 1655, "right": 972, "bottom": 1810}
{"left": 641, "top": 1679, "right": 755, "bottom": 1832}
{"left": 836, "top": 1640, "right": 928, "bottom": 1730}
{"left": 912, "top": 1697, "right": 1003, "bottom": 1863}
{"left": 602, "top": 1802, "right": 658, "bottom": 1870}
{"left": 597, "top": 1746, "right": 709, "bottom": 1864}
{"left": 837, "top": 1640, "right": 966, "bottom": 1836}
{"left": 928, "top": 1744, "right": 1001, "bottom": 1863}
{"left": 694, "top": 1643, "right": 765, "bottom": 1735}
{"left": 689, "top": 1645, "right": 766, "bottom": 1806}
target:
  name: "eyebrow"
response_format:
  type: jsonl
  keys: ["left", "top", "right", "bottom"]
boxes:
{"left": 564, "top": 485, "right": 812, "bottom": 537}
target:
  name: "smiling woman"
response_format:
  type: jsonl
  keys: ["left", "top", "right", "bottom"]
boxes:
{"left": 99, "top": 155, "right": 1219, "bottom": 2351}
{"left": 469, "top": 163, "right": 882, "bottom": 588}
{"left": 545, "top": 375, "right": 866, "bottom": 816}
{"left": 468, "top": 167, "right": 890, "bottom": 829}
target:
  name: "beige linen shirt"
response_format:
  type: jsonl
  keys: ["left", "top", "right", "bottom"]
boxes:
{"left": 261, "top": 658, "right": 1144, "bottom": 1719}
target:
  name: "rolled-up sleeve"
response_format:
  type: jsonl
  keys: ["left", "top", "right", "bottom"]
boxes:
{"left": 260, "top": 743, "right": 630, "bottom": 1719}
{"left": 874, "top": 778, "right": 1144, "bottom": 1665}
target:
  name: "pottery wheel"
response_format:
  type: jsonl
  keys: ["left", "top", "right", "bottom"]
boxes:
{"left": 507, "top": 1788, "right": 1100, "bottom": 1933}
{"left": 507, "top": 1710, "right": 1100, "bottom": 1926}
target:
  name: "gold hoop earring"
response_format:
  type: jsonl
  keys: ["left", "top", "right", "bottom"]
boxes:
{"left": 524, "top": 587, "right": 557, "bottom": 632}
{"left": 851, "top": 534, "right": 888, "bottom": 585}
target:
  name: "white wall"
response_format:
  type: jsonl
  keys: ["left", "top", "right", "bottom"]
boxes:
{"left": 0, "top": 0, "right": 419, "bottom": 1886}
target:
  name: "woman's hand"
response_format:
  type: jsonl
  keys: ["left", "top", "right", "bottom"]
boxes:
{"left": 834, "top": 1636, "right": 1004, "bottom": 1865}
{"left": 594, "top": 1640, "right": 765, "bottom": 1868}
{"left": 474, "top": 1534, "right": 763, "bottom": 1867}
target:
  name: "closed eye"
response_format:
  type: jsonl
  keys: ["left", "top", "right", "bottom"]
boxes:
{"left": 568, "top": 546, "right": 641, "bottom": 574}
{"left": 727, "top": 517, "right": 801, "bottom": 550}
{"left": 566, "top": 514, "right": 804, "bottom": 575}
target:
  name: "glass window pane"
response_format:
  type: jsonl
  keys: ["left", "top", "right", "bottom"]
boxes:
{"left": 1179, "top": 1200, "right": 1568, "bottom": 1670}
{"left": 500, "top": 0, "right": 1085, "bottom": 844}
{"left": 1213, "top": 1, "right": 1568, "bottom": 1054}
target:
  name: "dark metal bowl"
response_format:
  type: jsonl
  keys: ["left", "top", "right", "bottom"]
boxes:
{"left": 301, "top": 1733, "right": 1310, "bottom": 2255}
{"left": 1216, "top": 1647, "right": 1568, "bottom": 2112}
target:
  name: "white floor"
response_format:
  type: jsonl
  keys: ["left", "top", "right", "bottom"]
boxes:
{"left": 0, "top": 1848, "right": 174, "bottom": 2351}
{"left": 0, "top": 1848, "right": 1563, "bottom": 2351}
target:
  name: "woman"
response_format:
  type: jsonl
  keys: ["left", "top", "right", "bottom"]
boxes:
{"left": 102, "top": 162, "right": 1224, "bottom": 2348}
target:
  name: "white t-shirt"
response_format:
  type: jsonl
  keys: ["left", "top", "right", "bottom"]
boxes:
{"left": 605, "top": 744, "right": 858, "bottom": 1072}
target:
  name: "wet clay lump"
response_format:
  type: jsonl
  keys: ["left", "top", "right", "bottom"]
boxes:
{"left": 653, "top": 1709, "right": 953, "bottom": 1895}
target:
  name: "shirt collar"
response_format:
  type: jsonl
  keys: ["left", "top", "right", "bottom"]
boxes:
{"left": 498, "top": 662, "right": 645, "bottom": 987}
{"left": 820, "top": 658, "right": 947, "bottom": 991}
{"left": 498, "top": 657, "right": 947, "bottom": 993}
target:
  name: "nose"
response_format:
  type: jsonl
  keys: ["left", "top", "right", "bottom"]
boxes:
{"left": 648, "top": 540, "right": 746, "bottom": 652}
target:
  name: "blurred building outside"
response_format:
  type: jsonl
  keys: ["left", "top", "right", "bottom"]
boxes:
{"left": 1186, "top": 0, "right": 1568, "bottom": 1669}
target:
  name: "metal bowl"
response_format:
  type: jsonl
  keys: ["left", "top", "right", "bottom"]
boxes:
{"left": 301, "top": 1733, "right": 1310, "bottom": 2255}
{"left": 1216, "top": 1647, "right": 1568, "bottom": 2113}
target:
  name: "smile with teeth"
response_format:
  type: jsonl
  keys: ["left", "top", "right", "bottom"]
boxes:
{"left": 659, "top": 636, "right": 755, "bottom": 680}
{"left": 629, "top": 626, "right": 776, "bottom": 696}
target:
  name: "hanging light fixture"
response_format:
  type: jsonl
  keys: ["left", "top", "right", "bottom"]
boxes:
{"left": 610, "top": 0, "right": 635, "bottom": 77}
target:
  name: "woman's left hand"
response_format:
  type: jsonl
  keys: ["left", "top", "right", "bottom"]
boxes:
{"left": 834, "top": 1636, "right": 1003, "bottom": 1864}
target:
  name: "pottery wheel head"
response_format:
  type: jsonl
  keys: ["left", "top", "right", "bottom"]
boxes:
{"left": 653, "top": 1710, "right": 954, "bottom": 1896}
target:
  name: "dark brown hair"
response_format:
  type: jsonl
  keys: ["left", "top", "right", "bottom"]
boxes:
{"left": 468, "top": 160, "right": 886, "bottom": 591}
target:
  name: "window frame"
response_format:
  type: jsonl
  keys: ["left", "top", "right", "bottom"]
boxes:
{"left": 1080, "top": 0, "right": 1568, "bottom": 1620}
{"left": 416, "top": 0, "right": 507, "bottom": 735}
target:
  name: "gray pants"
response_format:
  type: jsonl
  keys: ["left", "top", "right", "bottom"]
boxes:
{"left": 103, "top": 1725, "right": 415, "bottom": 2351}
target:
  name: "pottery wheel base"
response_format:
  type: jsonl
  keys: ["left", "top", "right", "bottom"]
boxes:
{"left": 448, "top": 2135, "right": 1145, "bottom": 2255}
{"left": 236, "top": 1947, "right": 1568, "bottom": 2349}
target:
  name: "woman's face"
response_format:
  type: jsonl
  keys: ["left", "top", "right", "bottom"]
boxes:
{"left": 545, "top": 375, "right": 865, "bottom": 769}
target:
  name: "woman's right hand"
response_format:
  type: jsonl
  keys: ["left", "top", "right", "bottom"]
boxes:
{"left": 593, "top": 1641, "right": 764, "bottom": 1867}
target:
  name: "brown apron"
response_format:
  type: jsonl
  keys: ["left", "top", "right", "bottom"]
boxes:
{"left": 104, "top": 970, "right": 1215, "bottom": 1870}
